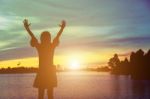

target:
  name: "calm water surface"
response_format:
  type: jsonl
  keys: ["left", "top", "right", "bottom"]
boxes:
{"left": 0, "top": 72, "right": 150, "bottom": 99}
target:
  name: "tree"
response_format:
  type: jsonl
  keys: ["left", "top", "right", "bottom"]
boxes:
{"left": 108, "top": 54, "right": 120, "bottom": 69}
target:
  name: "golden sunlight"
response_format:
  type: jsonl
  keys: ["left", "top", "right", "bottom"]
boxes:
{"left": 69, "top": 59, "right": 80, "bottom": 70}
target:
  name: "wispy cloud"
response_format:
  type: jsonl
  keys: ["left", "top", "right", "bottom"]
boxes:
{"left": 110, "top": 36, "right": 150, "bottom": 45}
{"left": 0, "top": 46, "right": 36, "bottom": 60}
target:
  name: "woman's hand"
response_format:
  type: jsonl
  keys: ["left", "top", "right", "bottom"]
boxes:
{"left": 59, "top": 20, "right": 66, "bottom": 29}
{"left": 23, "top": 19, "right": 31, "bottom": 30}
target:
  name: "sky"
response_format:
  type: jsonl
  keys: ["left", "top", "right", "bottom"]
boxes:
{"left": 0, "top": 0, "right": 150, "bottom": 68}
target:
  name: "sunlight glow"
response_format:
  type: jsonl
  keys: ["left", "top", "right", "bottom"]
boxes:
{"left": 69, "top": 59, "right": 80, "bottom": 70}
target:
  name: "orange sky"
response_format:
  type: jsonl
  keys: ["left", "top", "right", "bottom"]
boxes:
{"left": 0, "top": 50, "right": 129, "bottom": 69}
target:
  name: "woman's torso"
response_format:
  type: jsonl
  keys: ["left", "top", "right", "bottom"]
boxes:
{"left": 37, "top": 43, "right": 55, "bottom": 70}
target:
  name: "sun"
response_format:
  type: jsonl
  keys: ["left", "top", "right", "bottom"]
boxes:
{"left": 69, "top": 59, "right": 80, "bottom": 70}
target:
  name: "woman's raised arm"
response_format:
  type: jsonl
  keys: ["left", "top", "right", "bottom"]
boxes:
{"left": 23, "top": 19, "right": 36, "bottom": 39}
{"left": 53, "top": 20, "right": 66, "bottom": 46}
{"left": 23, "top": 19, "right": 39, "bottom": 47}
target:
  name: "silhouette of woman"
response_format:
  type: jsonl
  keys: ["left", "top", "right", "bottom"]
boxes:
{"left": 23, "top": 19, "right": 66, "bottom": 99}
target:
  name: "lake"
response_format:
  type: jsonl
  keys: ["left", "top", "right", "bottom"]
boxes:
{"left": 0, "top": 72, "right": 150, "bottom": 99}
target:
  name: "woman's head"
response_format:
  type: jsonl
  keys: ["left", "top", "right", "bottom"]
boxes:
{"left": 40, "top": 31, "right": 51, "bottom": 44}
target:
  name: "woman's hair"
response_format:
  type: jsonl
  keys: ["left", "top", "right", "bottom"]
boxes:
{"left": 40, "top": 31, "right": 51, "bottom": 43}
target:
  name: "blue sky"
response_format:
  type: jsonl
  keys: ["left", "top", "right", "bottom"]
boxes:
{"left": 0, "top": 0, "right": 150, "bottom": 65}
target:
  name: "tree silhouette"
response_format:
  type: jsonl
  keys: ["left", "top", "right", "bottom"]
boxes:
{"left": 108, "top": 54, "right": 120, "bottom": 68}
{"left": 109, "top": 49, "right": 150, "bottom": 80}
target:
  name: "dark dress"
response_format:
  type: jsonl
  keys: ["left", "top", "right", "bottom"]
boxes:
{"left": 32, "top": 39, "right": 58, "bottom": 89}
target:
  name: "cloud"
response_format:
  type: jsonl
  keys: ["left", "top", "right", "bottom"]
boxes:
{"left": 110, "top": 36, "right": 150, "bottom": 44}
{"left": 118, "top": 52, "right": 131, "bottom": 57}
{"left": 0, "top": 46, "right": 36, "bottom": 61}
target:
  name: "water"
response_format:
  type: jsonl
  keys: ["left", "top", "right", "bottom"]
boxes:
{"left": 0, "top": 72, "right": 150, "bottom": 99}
